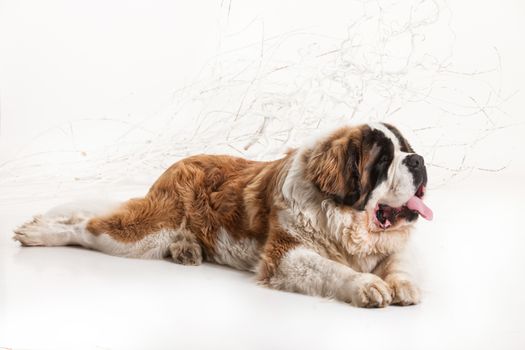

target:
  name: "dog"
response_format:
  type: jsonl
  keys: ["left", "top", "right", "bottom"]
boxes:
{"left": 13, "top": 123, "right": 432, "bottom": 308}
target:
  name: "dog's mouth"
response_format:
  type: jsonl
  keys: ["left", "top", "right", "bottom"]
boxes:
{"left": 373, "top": 185, "right": 433, "bottom": 229}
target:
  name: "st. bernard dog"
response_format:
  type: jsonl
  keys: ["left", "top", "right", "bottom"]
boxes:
{"left": 13, "top": 123, "right": 432, "bottom": 308}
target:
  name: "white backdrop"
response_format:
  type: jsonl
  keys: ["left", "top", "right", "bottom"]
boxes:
{"left": 1, "top": 0, "right": 523, "bottom": 201}
{"left": 1, "top": 1, "right": 525, "bottom": 350}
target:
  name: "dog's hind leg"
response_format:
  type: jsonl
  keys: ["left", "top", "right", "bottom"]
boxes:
{"left": 14, "top": 212, "right": 95, "bottom": 247}
{"left": 88, "top": 197, "right": 203, "bottom": 264}
{"left": 13, "top": 199, "right": 116, "bottom": 247}
{"left": 13, "top": 197, "right": 196, "bottom": 261}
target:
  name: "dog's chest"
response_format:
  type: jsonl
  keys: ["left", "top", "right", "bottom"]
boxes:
{"left": 278, "top": 206, "right": 391, "bottom": 273}
{"left": 309, "top": 231, "right": 385, "bottom": 273}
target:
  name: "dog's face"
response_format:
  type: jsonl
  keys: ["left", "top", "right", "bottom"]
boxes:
{"left": 305, "top": 123, "right": 433, "bottom": 230}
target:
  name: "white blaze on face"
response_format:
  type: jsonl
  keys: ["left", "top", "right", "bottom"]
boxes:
{"left": 366, "top": 123, "right": 418, "bottom": 208}
{"left": 366, "top": 123, "right": 433, "bottom": 222}
{"left": 381, "top": 151, "right": 419, "bottom": 208}
{"left": 369, "top": 123, "right": 401, "bottom": 150}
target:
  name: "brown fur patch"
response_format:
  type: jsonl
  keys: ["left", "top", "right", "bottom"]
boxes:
{"left": 257, "top": 215, "right": 300, "bottom": 284}
{"left": 87, "top": 153, "right": 293, "bottom": 262}
{"left": 84, "top": 123, "right": 408, "bottom": 279}
{"left": 304, "top": 127, "right": 362, "bottom": 198}
{"left": 301, "top": 124, "right": 397, "bottom": 211}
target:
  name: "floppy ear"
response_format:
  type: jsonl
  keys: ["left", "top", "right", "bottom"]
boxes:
{"left": 305, "top": 136, "right": 361, "bottom": 206}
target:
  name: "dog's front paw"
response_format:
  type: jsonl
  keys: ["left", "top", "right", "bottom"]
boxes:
{"left": 386, "top": 275, "right": 420, "bottom": 306}
{"left": 349, "top": 273, "right": 392, "bottom": 308}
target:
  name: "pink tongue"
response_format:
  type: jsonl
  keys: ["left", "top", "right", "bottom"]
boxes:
{"left": 406, "top": 196, "right": 433, "bottom": 220}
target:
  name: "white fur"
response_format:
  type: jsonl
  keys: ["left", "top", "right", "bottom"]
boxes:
{"left": 365, "top": 124, "right": 421, "bottom": 210}
{"left": 94, "top": 228, "right": 179, "bottom": 259}
{"left": 369, "top": 123, "right": 401, "bottom": 151}
{"left": 13, "top": 123, "right": 421, "bottom": 308}
{"left": 323, "top": 201, "right": 410, "bottom": 256}
{"left": 275, "top": 125, "right": 420, "bottom": 306}
{"left": 366, "top": 151, "right": 418, "bottom": 210}
{"left": 211, "top": 227, "right": 262, "bottom": 272}
{"left": 13, "top": 203, "right": 179, "bottom": 259}
{"left": 281, "top": 150, "right": 325, "bottom": 231}
{"left": 269, "top": 247, "right": 393, "bottom": 307}
{"left": 388, "top": 152, "right": 419, "bottom": 205}
{"left": 279, "top": 146, "right": 410, "bottom": 258}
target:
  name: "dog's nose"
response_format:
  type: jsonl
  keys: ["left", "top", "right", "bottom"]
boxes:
{"left": 405, "top": 154, "right": 424, "bottom": 170}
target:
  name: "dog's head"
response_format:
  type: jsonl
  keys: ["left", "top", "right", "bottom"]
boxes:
{"left": 304, "top": 123, "right": 433, "bottom": 230}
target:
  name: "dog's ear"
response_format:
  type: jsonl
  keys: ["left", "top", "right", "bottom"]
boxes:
{"left": 305, "top": 134, "right": 361, "bottom": 206}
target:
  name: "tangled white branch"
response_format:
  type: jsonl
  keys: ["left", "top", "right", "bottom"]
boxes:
{"left": 0, "top": 0, "right": 516, "bottom": 201}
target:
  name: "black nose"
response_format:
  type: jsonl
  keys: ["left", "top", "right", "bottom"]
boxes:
{"left": 405, "top": 154, "right": 424, "bottom": 170}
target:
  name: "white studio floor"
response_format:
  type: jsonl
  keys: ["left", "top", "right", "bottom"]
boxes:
{"left": 1, "top": 171, "right": 524, "bottom": 350}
